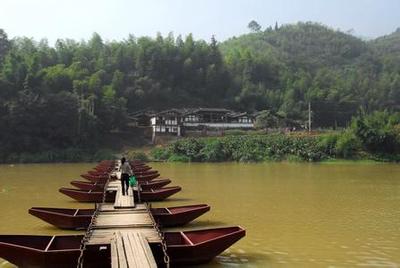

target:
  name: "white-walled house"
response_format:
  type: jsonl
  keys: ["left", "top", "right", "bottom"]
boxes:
{"left": 150, "top": 108, "right": 255, "bottom": 141}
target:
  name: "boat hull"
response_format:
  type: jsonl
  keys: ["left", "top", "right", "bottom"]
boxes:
{"left": 152, "top": 204, "right": 210, "bottom": 227}
{"left": 136, "top": 173, "right": 160, "bottom": 182}
{"left": 59, "top": 188, "right": 104, "bottom": 202}
{"left": 0, "top": 235, "right": 82, "bottom": 268}
{"left": 164, "top": 226, "right": 246, "bottom": 265}
{"left": 0, "top": 227, "right": 245, "bottom": 266}
{"left": 29, "top": 204, "right": 208, "bottom": 229}
{"left": 140, "top": 179, "right": 171, "bottom": 190}
{"left": 29, "top": 207, "right": 94, "bottom": 229}
{"left": 71, "top": 181, "right": 105, "bottom": 191}
{"left": 136, "top": 186, "right": 181, "bottom": 201}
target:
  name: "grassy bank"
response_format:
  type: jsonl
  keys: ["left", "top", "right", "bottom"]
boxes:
{"left": 144, "top": 111, "right": 400, "bottom": 163}
{"left": 145, "top": 132, "right": 400, "bottom": 163}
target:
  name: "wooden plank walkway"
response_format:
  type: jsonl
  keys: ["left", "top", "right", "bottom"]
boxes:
{"left": 114, "top": 185, "right": 135, "bottom": 209}
{"left": 111, "top": 231, "right": 157, "bottom": 268}
{"left": 84, "top": 162, "right": 161, "bottom": 268}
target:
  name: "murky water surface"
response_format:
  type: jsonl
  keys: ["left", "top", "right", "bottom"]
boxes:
{"left": 0, "top": 162, "right": 399, "bottom": 267}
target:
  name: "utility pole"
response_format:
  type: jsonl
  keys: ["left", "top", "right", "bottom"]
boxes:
{"left": 308, "top": 102, "right": 312, "bottom": 133}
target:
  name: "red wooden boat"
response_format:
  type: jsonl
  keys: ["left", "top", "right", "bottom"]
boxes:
{"left": 162, "top": 226, "right": 246, "bottom": 265}
{"left": 132, "top": 166, "right": 152, "bottom": 172}
{"left": 59, "top": 186, "right": 179, "bottom": 202}
{"left": 81, "top": 172, "right": 159, "bottom": 183}
{"left": 0, "top": 235, "right": 82, "bottom": 268}
{"left": 88, "top": 170, "right": 109, "bottom": 176}
{"left": 80, "top": 173, "right": 108, "bottom": 181}
{"left": 136, "top": 186, "right": 182, "bottom": 201}
{"left": 29, "top": 204, "right": 209, "bottom": 229}
{"left": 70, "top": 181, "right": 105, "bottom": 191}
{"left": 151, "top": 204, "right": 210, "bottom": 227}
{"left": 59, "top": 188, "right": 104, "bottom": 202}
{"left": 139, "top": 178, "right": 171, "bottom": 190}
{"left": 81, "top": 175, "right": 109, "bottom": 183}
{"left": 29, "top": 207, "right": 94, "bottom": 229}
{"left": 129, "top": 160, "right": 145, "bottom": 166}
{"left": 133, "top": 169, "right": 158, "bottom": 176}
{"left": 94, "top": 166, "right": 113, "bottom": 171}
{"left": 70, "top": 179, "right": 170, "bottom": 191}
{"left": 136, "top": 173, "right": 160, "bottom": 182}
{"left": 0, "top": 227, "right": 245, "bottom": 266}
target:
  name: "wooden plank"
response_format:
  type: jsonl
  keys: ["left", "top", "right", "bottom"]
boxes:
{"left": 165, "top": 208, "right": 172, "bottom": 214}
{"left": 87, "top": 228, "right": 161, "bottom": 245}
{"left": 73, "top": 209, "right": 79, "bottom": 216}
{"left": 111, "top": 237, "right": 119, "bottom": 268}
{"left": 98, "top": 203, "right": 147, "bottom": 213}
{"left": 181, "top": 232, "right": 194, "bottom": 245}
{"left": 116, "top": 232, "right": 128, "bottom": 268}
{"left": 135, "top": 232, "right": 157, "bottom": 268}
{"left": 121, "top": 231, "right": 157, "bottom": 268}
{"left": 114, "top": 185, "right": 135, "bottom": 209}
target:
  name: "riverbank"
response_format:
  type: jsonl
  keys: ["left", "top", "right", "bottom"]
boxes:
{"left": 143, "top": 132, "right": 400, "bottom": 163}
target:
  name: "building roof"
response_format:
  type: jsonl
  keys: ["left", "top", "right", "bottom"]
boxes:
{"left": 182, "top": 107, "right": 232, "bottom": 115}
{"left": 227, "top": 112, "right": 254, "bottom": 118}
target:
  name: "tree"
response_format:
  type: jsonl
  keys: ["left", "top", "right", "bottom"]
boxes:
{"left": 248, "top": 20, "right": 261, "bottom": 33}
{"left": 0, "top": 29, "right": 10, "bottom": 64}
{"left": 255, "top": 110, "right": 278, "bottom": 129}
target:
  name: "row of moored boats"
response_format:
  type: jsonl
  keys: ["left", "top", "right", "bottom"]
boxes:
{"left": 0, "top": 160, "right": 245, "bottom": 267}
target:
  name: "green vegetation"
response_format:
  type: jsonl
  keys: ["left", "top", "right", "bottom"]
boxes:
{"left": 150, "top": 112, "right": 400, "bottom": 163}
{"left": 124, "top": 150, "right": 149, "bottom": 162}
{"left": 1, "top": 22, "right": 400, "bottom": 162}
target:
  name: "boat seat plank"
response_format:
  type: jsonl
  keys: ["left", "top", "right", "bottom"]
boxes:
{"left": 181, "top": 232, "right": 194, "bottom": 245}
{"left": 165, "top": 208, "right": 172, "bottom": 214}
{"left": 44, "top": 235, "right": 56, "bottom": 251}
{"left": 73, "top": 209, "right": 79, "bottom": 216}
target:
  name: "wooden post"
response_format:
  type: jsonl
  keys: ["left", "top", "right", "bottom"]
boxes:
{"left": 308, "top": 102, "right": 311, "bottom": 133}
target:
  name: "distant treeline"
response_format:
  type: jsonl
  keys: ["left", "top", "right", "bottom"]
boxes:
{"left": 0, "top": 22, "right": 400, "bottom": 161}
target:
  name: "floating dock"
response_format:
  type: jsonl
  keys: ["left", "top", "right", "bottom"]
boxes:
{"left": 79, "top": 166, "right": 165, "bottom": 268}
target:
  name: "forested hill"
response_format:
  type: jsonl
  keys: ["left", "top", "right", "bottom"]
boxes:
{"left": 220, "top": 22, "right": 400, "bottom": 123}
{"left": 0, "top": 22, "right": 399, "bottom": 156}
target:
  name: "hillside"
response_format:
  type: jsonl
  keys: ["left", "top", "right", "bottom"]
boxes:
{"left": 370, "top": 28, "right": 400, "bottom": 55}
{"left": 220, "top": 22, "right": 400, "bottom": 125}
{"left": 221, "top": 22, "right": 367, "bottom": 70}
{"left": 0, "top": 22, "right": 399, "bottom": 160}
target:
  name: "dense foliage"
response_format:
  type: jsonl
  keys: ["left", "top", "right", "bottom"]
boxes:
{"left": 0, "top": 22, "right": 400, "bottom": 162}
{"left": 151, "top": 135, "right": 327, "bottom": 162}
{"left": 151, "top": 112, "right": 400, "bottom": 163}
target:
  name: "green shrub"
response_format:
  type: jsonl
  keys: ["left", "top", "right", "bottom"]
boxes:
{"left": 150, "top": 147, "right": 171, "bottom": 161}
{"left": 92, "top": 149, "right": 116, "bottom": 162}
{"left": 317, "top": 133, "right": 339, "bottom": 155}
{"left": 126, "top": 151, "right": 149, "bottom": 162}
{"left": 351, "top": 111, "right": 400, "bottom": 154}
{"left": 286, "top": 154, "right": 304, "bottom": 162}
{"left": 199, "top": 140, "right": 226, "bottom": 162}
{"left": 168, "top": 154, "right": 190, "bottom": 162}
{"left": 335, "top": 130, "right": 360, "bottom": 158}
{"left": 153, "top": 134, "right": 329, "bottom": 163}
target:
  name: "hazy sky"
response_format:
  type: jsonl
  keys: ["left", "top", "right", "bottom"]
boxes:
{"left": 0, "top": 0, "right": 399, "bottom": 44}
